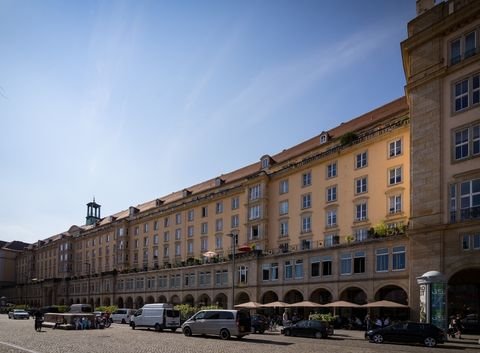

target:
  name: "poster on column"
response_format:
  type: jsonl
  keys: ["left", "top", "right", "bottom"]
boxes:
{"left": 419, "top": 284, "right": 427, "bottom": 323}
{"left": 430, "top": 282, "right": 446, "bottom": 329}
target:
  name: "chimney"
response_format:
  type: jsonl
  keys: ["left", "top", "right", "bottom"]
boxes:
{"left": 416, "top": 0, "right": 436, "bottom": 16}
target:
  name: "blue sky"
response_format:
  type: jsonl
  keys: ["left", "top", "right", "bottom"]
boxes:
{"left": 0, "top": 0, "right": 416, "bottom": 243}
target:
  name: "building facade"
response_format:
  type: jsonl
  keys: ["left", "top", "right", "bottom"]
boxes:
{"left": 1, "top": 0, "right": 479, "bottom": 326}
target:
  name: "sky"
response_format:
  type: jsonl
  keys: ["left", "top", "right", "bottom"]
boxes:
{"left": 0, "top": 0, "right": 417, "bottom": 244}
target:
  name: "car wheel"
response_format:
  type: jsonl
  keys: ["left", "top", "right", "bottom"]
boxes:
{"left": 259, "top": 330, "right": 265, "bottom": 334}
{"left": 121, "top": 319, "right": 126, "bottom": 324}
{"left": 220, "top": 328, "right": 231, "bottom": 340}
{"left": 284, "top": 329, "right": 291, "bottom": 336}
{"left": 237, "top": 335, "right": 245, "bottom": 339}
{"left": 154, "top": 323, "right": 161, "bottom": 332}
{"left": 131, "top": 322, "right": 135, "bottom": 330}
{"left": 315, "top": 331, "right": 322, "bottom": 339}
{"left": 424, "top": 337, "right": 437, "bottom": 347}
{"left": 373, "top": 333, "right": 384, "bottom": 343}
{"left": 183, "top": 326, "right": 192, "bottom": 337}
{"left": 171, "top": 328, "right": 176, "bottom": 333}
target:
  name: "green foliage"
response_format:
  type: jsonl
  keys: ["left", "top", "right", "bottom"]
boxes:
{"left": 95, "top": 305, "right": 118, "bottom": 314}
{"left": 308, "top": 313, "right": 336, "bottom": 322}
{"left": 174, "top": 304, "right": 222, "bottom": 320}
{"left": 373, "top": 221, "right": 388, "bottom": 237}
{"left": 340, "top": 132, "right": 358, "bottom": 145}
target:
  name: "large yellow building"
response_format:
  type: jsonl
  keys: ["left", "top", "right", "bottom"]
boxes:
{"left": 2, "top": 0, "right": 479, "bottom": 328}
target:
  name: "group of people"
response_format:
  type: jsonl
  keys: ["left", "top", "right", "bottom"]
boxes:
{"left": 448, "top": 315, "right": 464, "bottom": 339}
{"left": 364, "top": 314, "right": 391, "bottom": 330}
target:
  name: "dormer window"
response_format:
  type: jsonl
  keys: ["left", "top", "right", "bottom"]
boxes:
{"left": 215, "top": 177, "right": 225, "bottom": 187}
{"left": 260, "top": 155, "right": 273, "bottom": 169}
{"left": 320, "top": 132, "right": 329, "bottom": 145}
{"left": 182, "top": 189, "right": 192, "bottom": 198}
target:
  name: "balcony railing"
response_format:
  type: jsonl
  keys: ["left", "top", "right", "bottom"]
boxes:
{"left": 450, "top": 206, "right": 480, "bottom": 223}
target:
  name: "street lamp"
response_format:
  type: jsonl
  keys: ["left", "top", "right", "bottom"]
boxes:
{"left": 84, "top": 263, "right": 91, "bottom": 307}
{"left": 226, "top": 233, "right": 237, "bottom": 309}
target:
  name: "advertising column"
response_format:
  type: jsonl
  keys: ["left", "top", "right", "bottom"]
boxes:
{"left": 416, "top": 271, "right": 447, "bottom": 330}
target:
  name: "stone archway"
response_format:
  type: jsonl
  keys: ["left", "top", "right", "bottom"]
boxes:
{"left": 374, "top": 285, "right": 408, "bottom": 304}
{"left": 117, "top": 297, "right": 124, "bottom": 308}
{"left": 184, "top": 294, "right": 195, "bottom": 306}
{"left": 125, "top": 297, "right": 133, "bottom": 308}
{"left": 448, "top": 268, "right": 480, "bottom": 320}
{"left": 158, "top": 295, "right": 167, "bottom": 303}
{"left": 340, "top": 286, "right": 367, "bottom": 305}
{"left": 261, "top": 290, "right": 278, "bottom": 304}
{"left": 135, "top": 296, "right": 144, "bottom": 308}
{"left": 103, "top": 297, "right": 111, "bottom": 306}
{"left": 146, "top": 296, "right": 155, "bottom": 304}
{"left": 284, "top": 289, "right": 303, "bottom": 304}
{"left": 310, "top": 288, "right": 332, "bottom": 304}
{"left": 198, "top": 293, "right": 211, "bottom": 307}
{"left": 214, "top": 293, "right": 228, "bottom": 308}
{"left": 170, "top": 295, "right": 181, "bottom": 305}
{"left": 236, "top": 291, "right": 250, "bottom": 305}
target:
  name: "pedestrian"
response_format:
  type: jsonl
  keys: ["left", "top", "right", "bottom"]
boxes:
{"left": 282, "top": 311, "right": 289, "bottom": 327}
{"left": 375, "top": 317, "right": 383, "bottom": 328}
{"left": 364, "top": 313, "right": 371, "bottom": 330}
{"left": 455, "top": 315, "right": 464, "bottom": 339}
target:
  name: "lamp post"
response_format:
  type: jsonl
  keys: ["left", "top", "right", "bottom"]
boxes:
{"left": 84, "top": 263, "right": 91, "bottom": 307}
{"left": 226, "top": 233, "right": 237, "bottom": 309}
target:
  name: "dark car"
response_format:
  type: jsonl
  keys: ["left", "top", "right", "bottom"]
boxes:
{"left": 282, "top": 320, "right": 333, "bottom": 339}
{"left": 461, "top": 314, "right": 480, "bottom": 334}
{"left": 365, "top": 322, "right": 445, "bottom": 347}
{"left": 251, "top": 314, "right": 269, "bottom": 334}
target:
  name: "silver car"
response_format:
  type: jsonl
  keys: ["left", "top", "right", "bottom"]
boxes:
{"left": 8, "top": 309, "right": 30, "bottom": 319}
{"left": 181, "top": 309, "right": 251, "bottom": 340}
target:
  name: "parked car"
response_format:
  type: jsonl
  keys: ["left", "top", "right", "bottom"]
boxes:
{"left": 461, "top": 314, "right": 480, "bottom": 334}
{"left": 8, "top": 309, "right": 30, "bottom": 320}
{"left": 282, "top": 320, "right": 333, "bottom": 338}
{"left": 111, "top": 308, "right": 136, "bottom": 324}
{"left": 365, "top": 322, "right": 445, "bottom": 347}
{"left": 251, "top": 314, "right": 269, "bottom": 334}
{"left": 182, "top": 309, "right": 251, "bottom": 340}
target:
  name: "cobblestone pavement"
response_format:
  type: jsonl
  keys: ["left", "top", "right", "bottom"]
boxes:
{"left": 0, "top": 315, "right": 479, "bottom": 353}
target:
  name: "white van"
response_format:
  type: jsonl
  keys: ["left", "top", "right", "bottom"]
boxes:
{"left": 130, "top": 303, "right": 180, "bottom": 331}
{"left": 111, "top": 308, "right": 136, "bottom": 324}
{"left": 181, "top": 309, "right": 251, "bottom": 340}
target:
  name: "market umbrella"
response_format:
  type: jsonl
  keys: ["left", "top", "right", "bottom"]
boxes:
{"left": 323, "top": 300, "right": 361, "bottom": 316}
{"left": 261, "top": 301, "right": 290, "bottom": 308}
{"left": 288, "top": 300, "right": 325, "bottom": 308}
{"left": 238, "top": 244, "right": 252, "bottom": 252}
{"left": 362, "top": 300, "right": 408, "bottom": 308}
{"left": 202, "top": 251, "right": 217, "bottom": 258}
{"left": 235, "top": 301, "right": 263, "bottom": 309}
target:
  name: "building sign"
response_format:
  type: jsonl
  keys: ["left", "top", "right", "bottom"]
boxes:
{"left": 430, "top": 282, "right": 446, "bottom": 330}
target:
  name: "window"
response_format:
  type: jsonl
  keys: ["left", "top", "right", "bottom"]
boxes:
{"left": 454, "top": 74, "right": 480, "bottom": 112}
{"left": 175, "top": 228, "right": 181, "bottom": 240}
{"left": 163, "top": 245, "right": 169, "bottom": 257}
{"left": 187, "top": 226, "right": 194, "bottom": 237}
{"left": 389, "top": 139, "right": 402, "bottom": 157}
{"left": 324, "top": 234, "right": 339, "bottom": 247}
{"left": 143, "top": 237, "right": 148, "bottom": 247}
{"left": 302, "top": 194, "right": 311, "bottom": 209}
{"left": 340, "top": 253, "right": 352, "bottom": 275}
{"left": 326, "top": 209, "right": 337, "bottom": 227}
{"left": 322, "top": 257, "right": 332, "bottom": 276}
{"left": 164, "top": 217, "right": 170, "bottom": 227}
{"left": 279, "top": 200, "right": 289, "bottom": 215}
{"left": 271, "top": 263, "right": 279, "bottom": 280}
{"left": 216, "top": 201, "right": 223, "bottom": 214}
{"left": 134, "top": 226, "right": 139, "bottom": 236}
{"left": 239, "top": 265, "right": 248, "bottom": 284}
{"left": 355, "top": 177, "right": 368, "bottom": 194}
{"left": 392, "top": 246, "right": 406, "bottom": 270}
{"left": 280, "top": 179, "right": 289, "bottom": 194}
{"left": 231, "top": 215, "right": 239, "bottom": 228}
{"left": 187, "top": 210, "right": 194, "bottom": 222}
{"left": 355, "top": 228, "right": 368, "bottom": 242}
{"left": 262, "top": 263, "right": 278, "bottom": 281}
{"left": 249, "top": 205, "right": 261, "bottom": 220}
{"left": 215, "top": 235, "right": 222, "bottom": 249}
{"left": 327, "top": 162, "right": 337, "bottom": 178}
{"left": 144, "top": 223, "right": 149, "bottom": 233}
{"left": 302, "top": 172, "right": 312, "bottom": 187}
{"left": 311, "top": 257, "right": 320, "bottom": 277}
{"left": 376, "top": 248, "right": 388, "bottom": 272}
{"left": 201, "top": 206, "right": 208, "bottom": 218}
{"left": 262, "top": 264, "right": 270, "bottom": 281}
{"left": 475, "top": 234, "right": 480, "bottom": 249}
{"left": 215, "top": 219, "right": 223, "bottom": 232}
{"left": 153, "top": 221, "right": 159, "bottom": 231}
{"left": 163, "top": 231, "right": 170, "bottom": 242}
{"left": 465, "top": 31, "right": 477, "bottom": 58}
{"left": 249, "top": 225, "right": 260, "bottom": 239}
{"left": 175, "top": 243, "right": 181, "bottom": 256}
{"left": 294, "top": 259, "right": 303, "bottom": 278}
{"left": 454, "top": 123, "right": 480, "bottom": 160}
{"left": 355, "top": 202, "right": 368, "bottom": 221}
{"left": 201, "top": 222, "right": 208, "bottom": 234}
{"left": 301, "top": 215, "right": 311, "bottom": 233}
{"left": 389, "top": 195, "right": 402, "bottom": 214}
{"left": 280, "top": 220, "right": 289, "bottom": 237}
{"left": 200, "top": 238, "right": 208, "bottom": 252}
{"left": 326, "top": 185, "right": 337, "bottom": 202}
{"left": 231, "top": 197, "right": 240, "bottom": 210}
{"left": 354, "top": 251, "right": 366, "bottom": 273}
{"left": 261, "top": 157, "right": 270, "bottom": 169}
{"left": 450, "top": 38, "right": 461, "bottom": 65}
{"left": 389, "top": 166, "right": 402, "bottom": 185}
{"left": 284, "top": 260, "right": 293, "bottom": 279}
{"left": 356, "top": 151, "right": 368, "bottom": 169}
{"left": 175, "top": 213, "right": 182, "bottom": 225}
{"left": 249, "top": 184, "right": 261, "bottom": 200}
{"left": 187, "top": 240, "right": 193, "bottom": 254}
{"left": 451, "top": 178, "right": 480, "bottom": 222}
